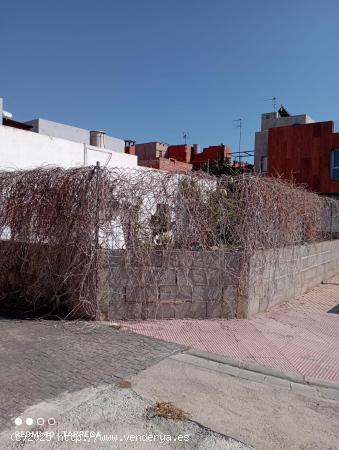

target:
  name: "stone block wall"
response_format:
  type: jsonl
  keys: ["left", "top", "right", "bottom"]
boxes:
{"left": 1, "top": 239, "right": 338, "bottom": 320}
{"left": 246, "top": 239, "right": 339, "bottom": 316}
{"left": 97, "top": 240, "right": 339, "bottom": 321}
{"left": 97, "top": 250, "right": 242, "bottom": 320}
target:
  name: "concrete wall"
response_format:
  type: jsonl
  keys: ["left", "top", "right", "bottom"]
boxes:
{"left": 247, "top": 239, "right": 339, "bottom": 316}
{"left": 97, "top": 250, "right": 242, "bottom": 320}
{"left": 0, "top": 125, "right": 137, "bottom": 169}
{"left": 261, "top": 112, "right": 314, "bottom": 132}
{"left": 25, "top": 118, "right": 125, "bottom": 153}
{"left": 322, "top": 203, "right": 339, "bottom": 234}
{"left": 254, "top": 130, "right": 268, "bottom": 173}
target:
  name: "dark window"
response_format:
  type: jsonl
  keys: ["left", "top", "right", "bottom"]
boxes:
{"left": 331, "top": 150, "right": 339, "bottom": 180}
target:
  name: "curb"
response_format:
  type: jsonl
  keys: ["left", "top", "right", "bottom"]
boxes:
{"left": 186, "top": 348, "right": 339, "bottom": 391}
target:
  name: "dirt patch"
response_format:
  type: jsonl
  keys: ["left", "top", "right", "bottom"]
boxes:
{"left": 152, "top": 401, "right": 189, "bottom": 421}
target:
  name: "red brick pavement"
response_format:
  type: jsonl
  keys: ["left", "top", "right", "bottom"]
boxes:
{"left": 123, "top": 275, "right": 339, "bottom": 382}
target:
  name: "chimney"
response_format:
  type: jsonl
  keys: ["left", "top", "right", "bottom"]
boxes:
{"left": 90, "top": 130, "right": 106, "bottom": 148}
{"left": 124, "top": 139, "right": 136, "bottom": 155}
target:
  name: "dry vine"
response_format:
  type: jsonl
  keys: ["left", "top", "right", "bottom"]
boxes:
{"left": 0, "top": 166, "right": 337, "bottom": 319}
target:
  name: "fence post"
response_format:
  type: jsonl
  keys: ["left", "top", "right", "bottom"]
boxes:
{"left": 94, "top": 161, "right": 101, "bottom": 318}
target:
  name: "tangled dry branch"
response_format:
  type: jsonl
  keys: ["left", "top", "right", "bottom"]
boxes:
{"left": 0, "top": 166, "right": 337, "bottom": 319}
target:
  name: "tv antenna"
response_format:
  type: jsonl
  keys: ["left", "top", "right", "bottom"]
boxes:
{"left": 233, "top": 118, "right": 242, "bottom": 163}
{"left": 183, "top": 131, "right": 190, "bottom": 145}
{"left": 264, "top": 96, "right": 277, "bottom": 112}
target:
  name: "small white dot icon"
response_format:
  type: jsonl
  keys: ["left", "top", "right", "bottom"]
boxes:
{"left": 48, "top": 417, "right": 56, "bottom": 426}
{"left": 14, "top": 417, "right": 22, "bottom": 426}
{"left": 37, "top": 418, "right": 45, "bottom": 426}
{"left": 26, "top": 418, "right": 34, "bottom": 426}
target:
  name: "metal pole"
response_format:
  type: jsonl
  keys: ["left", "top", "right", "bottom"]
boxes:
{"left": 238, "top": 119, "right": 242, "bottom": 163}
{"left": 95, "top": 161, "right": 100, "bottom": 249}
{"left": 330, "top": 202, "right": 333, "bottom": 240}
{"left": 233, "top": 119, "right": 242, "bottom": 164}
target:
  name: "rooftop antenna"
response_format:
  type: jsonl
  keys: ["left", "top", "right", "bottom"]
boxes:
{"left": 233, "top": 118, "right": 242, "bottom": 164}
{"left": 264, "top": 96, "right": 277, "bottom": 112}
{"left": 183, "top": 131, "right": 189, "bottom": 145}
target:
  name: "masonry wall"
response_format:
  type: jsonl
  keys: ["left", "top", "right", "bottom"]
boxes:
{"left": 0, "top": 239, "right": 337, "bottom": 320}
{"left": 167, "top": 145, "right": 192, "bottom": 163}
{"left": 247, "top": 239, "right": 339, "bottom": 317}
{"left": 139, "top": 158, "right": 192, "bottom": 172}
{"left": 191, "top": 145, "right": 232, "bottom": 168}
{"left": 97, "top": 250, "right": 242, "bottom": 320}
{"left": 98, "top": 240, "right": 339, "bottom": 321}
{"left": 135, "top": 142, "right": 168, "bottom": 160}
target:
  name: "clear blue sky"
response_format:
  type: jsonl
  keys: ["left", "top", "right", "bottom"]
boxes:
{"left": 2, "top": 0, "right": 339, "bottom": 159}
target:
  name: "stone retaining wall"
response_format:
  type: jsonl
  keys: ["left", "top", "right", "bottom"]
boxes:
{"left": 97, "top": 240, "right": 339, "bottom": 320}
{"left": 1, "top": 239, "right": 338, "bottom": 320}
{"left": 97, "top": 250, "right": 243, "bottom": 320}
{"left": 246, "top": 239, "right": 339, "bottom": 316}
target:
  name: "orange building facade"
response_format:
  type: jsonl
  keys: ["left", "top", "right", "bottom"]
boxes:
{"left": 268, "top": 121, "right": 339, "bottom": 195}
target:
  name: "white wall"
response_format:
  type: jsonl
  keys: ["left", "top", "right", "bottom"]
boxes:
{"left": 0, "top": 125, "right": 137, "bottom": 170}
{"left": 25, "top": 118, "right": 125, "bottom": 153}
{"left": 261, "top": 112, "right": 315, "bottom": 132}
{"left": 85, "top": 145, "right": 137, "bottom": 168}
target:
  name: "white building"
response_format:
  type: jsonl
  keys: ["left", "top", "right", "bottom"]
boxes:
{"left": 0, "top": 98, "right": 137, "bottom": 170}
{"left": 25, "top": 118, "right": 125, "bottom": 153}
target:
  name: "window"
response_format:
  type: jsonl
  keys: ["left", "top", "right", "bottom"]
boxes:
{"left": 260, "top": 156, "right": 267, "bottom": 174}
{"left": 331, "top": 150, "right": 339, "bottom": 180}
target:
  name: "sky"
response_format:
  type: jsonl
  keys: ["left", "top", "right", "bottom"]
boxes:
{"left": 2, "top": 0, "right": 339, "bottom": 160}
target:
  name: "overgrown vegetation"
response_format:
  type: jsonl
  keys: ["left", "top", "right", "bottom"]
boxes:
{"left": 0, "top": 166, "right": 337, "bottom": 319}
{"left": 196, "top": 158, "right": 254, "bottom": 177}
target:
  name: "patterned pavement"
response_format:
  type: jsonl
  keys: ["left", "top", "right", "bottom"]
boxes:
{"left": 123, "top": 275, "right": 339, "bottom": 382}
{"left": 0, "top": 320, "right": 183, "bottom": 431}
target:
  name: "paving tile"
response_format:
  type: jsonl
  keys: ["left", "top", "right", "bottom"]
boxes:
{"left": 124, "top": 277, "right": 339, "bottom": 385}
{"left": 0, "top": 319, "right": 183, "bottom": 432}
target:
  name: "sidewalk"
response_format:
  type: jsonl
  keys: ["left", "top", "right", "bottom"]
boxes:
{"left": 123, "top": 275, "right": 339, "bottom": 382}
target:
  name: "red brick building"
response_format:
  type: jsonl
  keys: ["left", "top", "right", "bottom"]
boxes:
{"left": 125, "top": 141, "right": 232, "bottom": 172}
{"left": 254, "top": 108, "right": 339, "bottom": 196}
{"left": 267, "top": 121, "right": 339, "bottom": 195}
